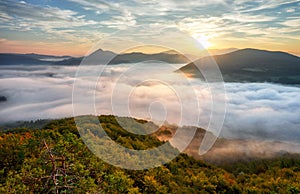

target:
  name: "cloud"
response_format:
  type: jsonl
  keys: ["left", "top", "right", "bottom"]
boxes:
{"left": 222, "top": 83, "right": 300, "bottom": 142}
{"left": 59, "top": 0, "right": 299, "bottom": 51}
{"left": 282, "top": 18, "right": 300, "bottom": 27}
{"left": 177, "top": 8, "right": 300, "bottom": 47}
{"left": 0, "top": 1, "right": 77, "bottom": 22}
{"left": 66, "top": 0, "right": 113, "bottom": 14}
{"left": 0, "top": 0, "right": 299, "bottom": 55}
{"left": 200, "top": 139, "right": 300, "bottom": 164}
{"left": 286, "top": 8, "right": 296, "bottom": 13}
{"left": 67, "top": 0, "right": 227, "bottom": 17}
{"left": 100, "top": 10, "right": 136, "bottom": 30}
{"left": 1, "top": 63, "right": 300, "bottom": 144}
{"left": 0, "top": 12, "right": 13, "bottom": 22}
{"left": 1, "top": 62, "right": 300, "bottom": 160}
{"left": 0, "top": 0, "right": 100, "bottom": 42}
{"left": 0, "top": 38, "right": 98, "bottom": 56}
{"left": 129, "top": 0, "right": 227, "bottom": 16}
{"left": 223, "top": 13, "right": 276, "bottom": 23}
{"left": 233, "top": 0, "right": 300, "bottom": 13}
{"left": 66, "top": 0, "right": 136, "bottom": 30}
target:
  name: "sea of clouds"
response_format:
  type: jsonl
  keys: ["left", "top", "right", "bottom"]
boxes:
{"left": 0, "top": 63, "right": 299, "bottom": 147}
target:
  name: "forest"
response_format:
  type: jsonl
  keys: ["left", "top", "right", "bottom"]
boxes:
{"left": 1, "top": 115, "right": 300, "bottom": 193}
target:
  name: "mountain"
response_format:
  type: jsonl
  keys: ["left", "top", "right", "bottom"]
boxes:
{"left": 177, "top": 48, "right": 300, "bottom": 84}
{"left": 53, "top": 49, "right": 116, "bottom": 66}
{"left": 53, "top": 49, "right": 189, "bottom": 66}
{"left": 0, "top": 53, "right": 49, "bottom": 65}
{"left": 0, "top": 49, "right": 189, "bottom": 66}
{"left": 109, "top": 51, "right": 188, "bottom": 64}
{"left": 24, "top": 53, "right": 71, "bottom": 62}
{"left": 0, "top": 53, "right": 71, "bottom": 65}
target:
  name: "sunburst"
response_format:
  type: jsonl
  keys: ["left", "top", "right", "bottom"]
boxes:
{"left": 194, "top": 34, "right": 212, "bottom": 49}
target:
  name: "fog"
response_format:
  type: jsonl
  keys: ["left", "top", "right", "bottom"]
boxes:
{"left": 0, "top": 64, "right": 299, "bottom": 147}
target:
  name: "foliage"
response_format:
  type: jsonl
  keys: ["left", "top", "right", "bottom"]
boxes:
{"left": 1, "top": 115, "right": 300, "bottom": 193}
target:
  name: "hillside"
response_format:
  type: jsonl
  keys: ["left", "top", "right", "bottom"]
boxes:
{"left": 177, "top": 48, "right": 300, "bottom": 84}
{"left": 54, "top": 49, "right": 189, "bottom": 66}
{"left": 0, "top": 53, "right": 70, "bottom": 65}
{"left": 0, "top": 49, "right": 189, "bottom": 66}
{"left": 0, "top": 53, "right": 49, "bottom": 65}
{"left": 1, "top": 115, "right": 300, "bottom": 193}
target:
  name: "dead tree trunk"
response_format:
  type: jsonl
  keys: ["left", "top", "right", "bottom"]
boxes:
{"left": 43, "top": 140, "right": 74, "bottom": 193}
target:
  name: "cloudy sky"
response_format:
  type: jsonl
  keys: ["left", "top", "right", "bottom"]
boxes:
{"left": 0, "top": 0, "right": 300, "bottom": 56}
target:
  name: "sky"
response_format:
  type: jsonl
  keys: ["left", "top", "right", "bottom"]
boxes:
{"left": 0, "top": 0, "right": 300, "bottom": 56}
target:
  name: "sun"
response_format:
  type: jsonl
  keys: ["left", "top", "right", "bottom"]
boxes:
{"left": 194, "top": 34, "right": 212, "bottom": 49}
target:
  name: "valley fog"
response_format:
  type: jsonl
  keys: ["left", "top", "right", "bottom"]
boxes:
{"left": 0, "top": 63, "right": 299, "bottom": 146}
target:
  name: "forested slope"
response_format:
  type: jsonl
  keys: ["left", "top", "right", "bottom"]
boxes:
{"left": 1, "top": 116, "right": 300, "bottom": 193}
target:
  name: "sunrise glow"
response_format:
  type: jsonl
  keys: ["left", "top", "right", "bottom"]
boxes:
{"left": 194, "top": 34, "right": 212, "bottom": 49}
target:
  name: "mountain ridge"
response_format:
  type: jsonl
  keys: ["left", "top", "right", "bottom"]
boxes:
{"left": 177, "top": 48, "right": 300, "bottom": 84}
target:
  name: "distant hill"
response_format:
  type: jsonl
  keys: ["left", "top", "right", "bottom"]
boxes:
{"left": 1, "top": 49, "right": 189, "bottom": 66}
{"left": 109, "top": 51, "right": 188, "bottom": 64}
{"left": 177, "top": 48, "right": 300, "bottom": 84}
{"left": 0, "top": 53, "right": 49, "bottom": 65}
{"left": 54, "top": 49, "right": 189, "bottom": 65}
{"left": 0, "top": 53, "right": 70, "bottom": 65}
{"left": 53, "top": 49, "right": 116, "bottom": 66}
{"left": 24, "top": 53, "right": 71, "bottom": 62}
{"left": 22, "top": 53, "right": 70, "bottom": 60}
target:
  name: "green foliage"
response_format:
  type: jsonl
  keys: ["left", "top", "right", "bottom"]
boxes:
{"left": 0, "top": 115, "right": 300, "bottom": 193}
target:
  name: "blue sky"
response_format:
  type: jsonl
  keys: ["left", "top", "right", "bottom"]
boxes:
{"left": 0, "top": 0, "right": 299, "bottom": 55}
